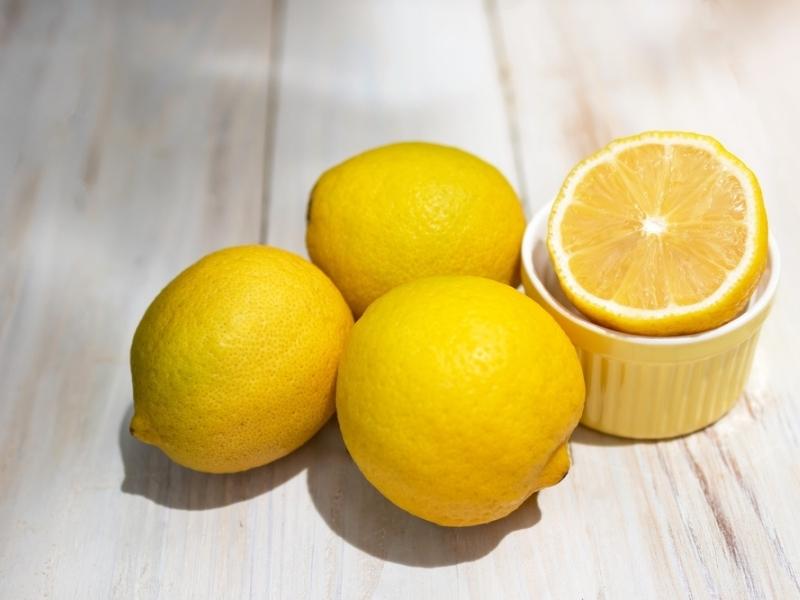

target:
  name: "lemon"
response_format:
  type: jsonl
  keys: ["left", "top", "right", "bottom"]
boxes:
{"left": 336, "top": 276, "right": 585, "bottom": 526}
{"left": 130, "top": 245, "right": 353, "bottom": 473}
{"left": 306, "top": 142, "right": 526, "bottom": 316}
{"left": 548, "top": 131, "right": 768, "bottom": 336}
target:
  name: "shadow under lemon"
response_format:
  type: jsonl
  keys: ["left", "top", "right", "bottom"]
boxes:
{"left": 569, "top": 424, "right": 644, "bottom": 447}
{"left": 119, "top": 406, "right": 541, "bottom": 566}
{"left": 304, "top": 418, "right": 541, "bottom": 567}
{"left": 118, "top": 404, "right": 308, "bottom": 510}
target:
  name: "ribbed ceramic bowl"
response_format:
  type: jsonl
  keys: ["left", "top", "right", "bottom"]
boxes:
{"left": 521, "top": 203, "right": 780, "bottom": 439}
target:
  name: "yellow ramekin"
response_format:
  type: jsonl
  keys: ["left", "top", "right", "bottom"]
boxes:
{"left": 521, "top": 203, "right": 780, "bottom": 439}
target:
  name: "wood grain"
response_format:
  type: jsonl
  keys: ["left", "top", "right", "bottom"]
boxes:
{"left": 491, "top": 0, "right": 800, "bottom": 596}
{"left": 1, "top": 0, "right": 799, "bottom": 598}
{"left": 0, "top": 0, "right": 272, "bottom": 597}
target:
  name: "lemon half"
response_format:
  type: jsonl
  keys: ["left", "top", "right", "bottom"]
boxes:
{"left": 547, "top": 131, "right": 768, "bottom": 336}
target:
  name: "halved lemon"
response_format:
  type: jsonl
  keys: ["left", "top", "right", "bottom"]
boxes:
{"left": 547, "top": 131, "right": 768, "bottom": 336}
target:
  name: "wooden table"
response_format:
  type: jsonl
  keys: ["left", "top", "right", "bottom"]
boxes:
{"left": 2, "top": 1, "right": 799, "bottom": 597}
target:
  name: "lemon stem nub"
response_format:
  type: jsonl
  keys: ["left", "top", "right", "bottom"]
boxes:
{"left": 129, "top": 412, "right": 160, "bottom": 446}
{"left": 536, "top": 443, "right": 571, "bottom": 489}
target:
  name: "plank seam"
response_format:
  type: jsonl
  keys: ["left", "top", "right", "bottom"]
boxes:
{"left": 260, "top": 0, "right": 288, "bottom": 243}
{"left": 483, "top": 0, "right": 531, "bottom": 214}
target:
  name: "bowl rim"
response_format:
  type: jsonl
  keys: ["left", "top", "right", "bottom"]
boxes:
{"left": 521, "top": 202, "right": 781, "bottom": 347}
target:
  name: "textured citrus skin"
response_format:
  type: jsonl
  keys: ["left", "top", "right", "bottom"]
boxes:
{"left": 336, "top": 276, "right": 585, "bottom": 526}
{"left": 130, "top": 245, "right": 353, "bottom": 473}
{"left": 306, "top": 142, "right": 526, "bottom": 316}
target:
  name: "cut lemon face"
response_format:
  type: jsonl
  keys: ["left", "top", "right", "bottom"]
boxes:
{"left": 547, "top": 131, "right": 768, "bottom": 336}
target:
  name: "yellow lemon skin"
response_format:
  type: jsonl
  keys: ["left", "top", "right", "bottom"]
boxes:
{"left": 130, "top": 245, "right": 353, "bottom": 474}
{"left": 336, "top": 276, "right": 585, "bottom": 526}
{"left": 306, "top": 142, "right": 526, "bottom": 316}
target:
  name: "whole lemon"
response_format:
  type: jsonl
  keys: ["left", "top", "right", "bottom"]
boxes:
{"left": 130, "top": 245, "right": 353, "bottom": 473}
{"left": 336, "top": 276, "right": 585, "bottom": 526}
{"left": 306, "top": 142, "right": 526, "bottom": 316}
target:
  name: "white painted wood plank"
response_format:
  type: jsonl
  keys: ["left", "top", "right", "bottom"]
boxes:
{"left": 492, "top": 0, "right": 800, "bottom": 596}
{"left": 265, "top": 0, "right": 518, "bottom": 255}
{"left": 0, "top": 0, "right": 272, "bottom": 598}
{"left": 263, "top": 2, "right": 523, "bottom": 599}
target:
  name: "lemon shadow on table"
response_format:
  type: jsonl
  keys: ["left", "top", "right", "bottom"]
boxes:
{"left": 569, "top": 424, "right": 643, "bottom": 447}
{"left": 305, "top": 419, "right": 542, "bottom": 568}
{"left": 118, "top": 405, "right": 311, "bottom": 510}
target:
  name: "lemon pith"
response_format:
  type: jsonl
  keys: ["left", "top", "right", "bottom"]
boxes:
{"left": 547, "top": 131, "right": 768, "bottom": 336}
